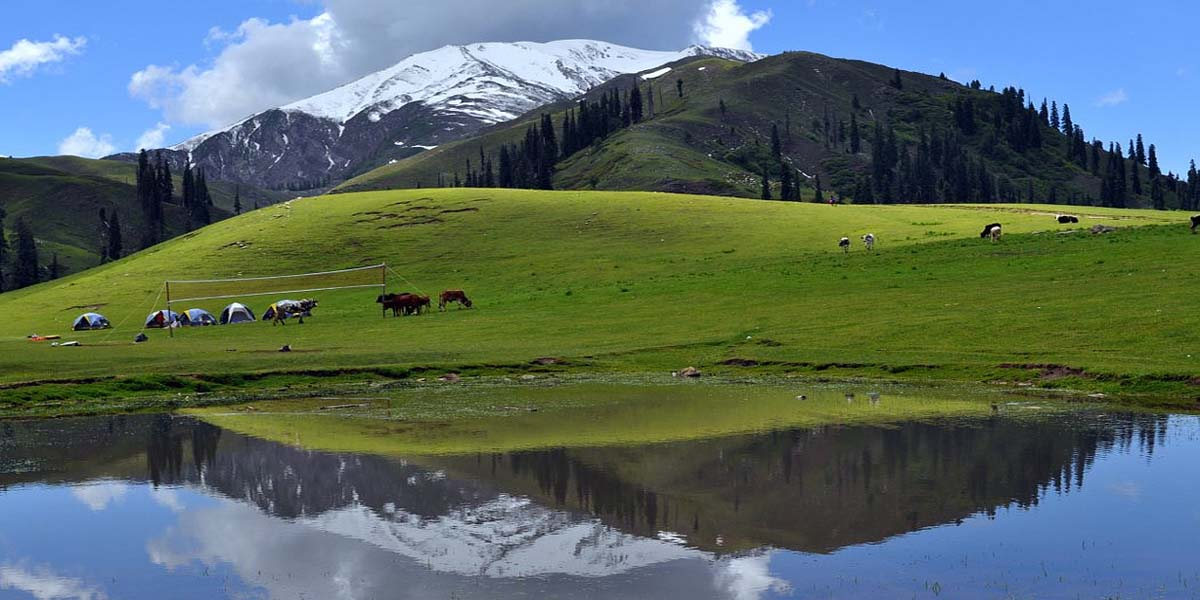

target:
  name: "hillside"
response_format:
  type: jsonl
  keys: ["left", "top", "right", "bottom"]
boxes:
{"left": 340, "top": 51, "right": 1198, "bottom": 212}
{"left": 0, "top": 189, "right": 1195, "bottom": 413}
{"left": 0, "top": 156, "right": 288, "bottom": 277}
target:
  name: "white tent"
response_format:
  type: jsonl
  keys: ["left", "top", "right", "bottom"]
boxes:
{"left": 219, "top": 302, "right": 256, "bottom": 324}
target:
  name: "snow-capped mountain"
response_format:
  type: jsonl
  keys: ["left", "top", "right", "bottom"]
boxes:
{"left": 111, "top": 40, "right": 760, "bottom": 189}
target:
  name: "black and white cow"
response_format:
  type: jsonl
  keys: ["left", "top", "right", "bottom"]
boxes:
{"left": 980, "top": 223, "right": 1002, "bottom": 242}
{"left": 861, "top": 233, "right": 876, "bottom": 251}
{"left": 1191, "top": 214, "right": 1200, "bottom": 234}
{"left": 838, "top": 237, "right": 850, "bottom": 253}
{"left": 1056, "top": 214, "right": 1079, "bottom": 224}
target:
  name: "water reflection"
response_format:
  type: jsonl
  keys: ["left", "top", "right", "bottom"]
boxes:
{"left": 0, "top": 409, "right": 1194, "bottom": 599}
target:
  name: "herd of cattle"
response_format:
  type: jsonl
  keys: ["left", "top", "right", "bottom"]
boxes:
{"left": 837, "top": 213, "right": 1200, "bottom": 252}
{"left": 376, "top": 289, "right": 473, "bottom": 317}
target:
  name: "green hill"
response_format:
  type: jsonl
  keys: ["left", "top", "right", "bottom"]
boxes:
{"left": 338, "top": 52, "right": 1198, "bottom": 212}
{"left": 0, "top": 188, "right": 1195, "bottom": 415}
{"left": 0, "top": 156, "right": 290, "bottom": 277}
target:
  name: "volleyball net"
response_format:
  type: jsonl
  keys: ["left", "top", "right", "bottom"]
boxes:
{"left": 165, "top": 264, "right": 387, "bottom": 307}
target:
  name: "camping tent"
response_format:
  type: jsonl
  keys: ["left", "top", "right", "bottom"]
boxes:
{"left": 220, "top": 302, "right": 256, "bottom": 324}
{"left": 72, "top": 313, "right": 111, "bottom": 331}
{"left": 179, "top": 308, "right": 217, "bottom": 326}
{"left": 144, "top": 310, "right": 180, "bottom": 329}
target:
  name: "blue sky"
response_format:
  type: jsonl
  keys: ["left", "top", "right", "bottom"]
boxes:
{"left": 1, "top": 0, "right": 1197, "bottom": 172}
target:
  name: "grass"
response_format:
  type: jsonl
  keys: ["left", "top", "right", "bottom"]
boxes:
{"left": 0, "top": 188, "right": 1196, "bottom": 416}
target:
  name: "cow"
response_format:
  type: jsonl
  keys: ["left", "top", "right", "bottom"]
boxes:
{"left": 439, "top": 290, "right": 473, "bottom": 311}
{"left": 270, "top": 298, "right": 318, "bottom": 326}
{"left": 980, "top": 223, "right": 1002, "bottom": 242}
{"left": 376, "top": 293, "right": 410, "bottom": 317}
{"left": 1191, "top": 214, "right": 1200, "bottom": 234}
{"left": 1056, "top": 214, "right": 1080, "bottom": 224}
{"left": 861, "top": 233, "right": 876, "bottom": 251}
{"left": 838, "top": 237, "right": 850, "bottom": 253}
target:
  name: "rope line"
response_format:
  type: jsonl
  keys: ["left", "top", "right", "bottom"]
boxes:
{"left": 167, "top": 263, "right": 385, "bottom": 285}
{"left": 385, "top": 265, "right": 428, "bottom": 297}
{"left": 101, "top": 282, "right": 164, "bottom": 342}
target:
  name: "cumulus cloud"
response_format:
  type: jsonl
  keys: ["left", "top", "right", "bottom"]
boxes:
{"left": 134, "top": 122, "right": 171, "bottom": 151}
{"left": 129, "top": 0, "right": 769, "bottom": 129}
{"left": 0, "top": 35, "right": 86, "bottom": 83}
{"left": 1096, "top": 88, "right": 1128, "bottom": 107}
{"left": 0, "top": 563, "right": 106, "bottom": 600}
{"left": 68, "top": 481, "right": 128, "bottom": 511}
{"left": 693, "top": 0, "right": 772, "bottom": 51}
{"left": 713, "top": 553, "right": 792, "bottom": 600}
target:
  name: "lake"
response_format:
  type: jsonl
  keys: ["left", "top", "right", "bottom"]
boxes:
{"left": 1, "top": 391, "right": 1198, "bottom": 599}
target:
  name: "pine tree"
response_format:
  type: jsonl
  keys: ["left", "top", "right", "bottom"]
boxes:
{"left": 760, "top": 167, "right": 771, "bottom": 200}
{"left": 850, "top": 113, "right": 861, "bottom": 154}
{"left": 193, "top": 168, "right": 212, "bottom": 225}
{"left": 779, "top": 164, "right": 793, "bottom": 201}
{"left": 233, "top": 186, "right": 242, "bottom": 215}
{"left": 1049, "top": 101, "right": 1059, "bottom": 130}
{"left": 676, "top": 78, "right": 684, "bottom": 98}
{"left": 852, "top": 94, "right": 861, "bottom": 111}
{"left": 814, "top": 175, "right": 824, "bottom": 204}
{"left": 12, "top": 217, "right": 38, "bottom": 289}
{"left": 718, "top": 99, "right": 727, "bottom": 121}
{"left": 1136, "top": 134, "right": 1146, "bottom": 165}
{"left": 1039, "top": 99, "right": 1049, "bottom": 126}
{"left": 181, "top": 163, "right": 195, "bottom": 229}
{"left": 48, "top": 253, "right": 61, "bottom": 280}
{"left": 1061, "top": 104, "right": 1073, "bottom": 135}
{"left": 107, "top": 212, "right": 122, "bottom": 261}
{"left": 889, "top": 69, "right": 903, "bottom": 89}
{"left": 1151, "top": 176, "right": 1165, "bottom": 210}
{"left": 0, "top": 206, "right": 7, "bottom": 291}
{"left": 629, "top": 84, "right": 644, "bottom": 123}
{"left": 1148, "top": 144, "right": 1160, "bottom": 179}
{"left": 770, "top": 124, "right": 782, "bottom": 162}
{"left": 1131, "top": 155, "right": 1142, "bottom": 196}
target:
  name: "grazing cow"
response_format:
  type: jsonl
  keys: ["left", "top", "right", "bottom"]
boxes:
{"left": 439, "top": 290, "right": 473, "bottom": 311}
{"left": 861, "top": 233, "right": 876, "bottom": 251}
{"left": 406, "top": 294, "right": 432, "bottom": 315}
{"left": 1191, "top": 214, "right": 1200, "bottom": 234}
{"left": 980, "top": 223, "right": 1002, "bottom": 242}
{"left": 376, "top": 293, "right": 410, "bottom": 317}
{"left": 1056, "top": 214, "right": 1080, "bottom": 224}
{"left": 838, "top": 237, "right": 850, "bottom": 253}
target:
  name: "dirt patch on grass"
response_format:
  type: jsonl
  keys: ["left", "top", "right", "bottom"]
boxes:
{"left": 440, "top": 207, "right": 479, "bottom": 214}
{"left": 999, "top": 363, "right": 1091, "bottom": 381}
{"left": 61, "top": 303, "right": 107, "bottom": 312}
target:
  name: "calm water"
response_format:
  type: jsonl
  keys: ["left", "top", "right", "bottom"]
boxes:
{"left": 1, "top": 409, "right": 1198, "bottom": 599}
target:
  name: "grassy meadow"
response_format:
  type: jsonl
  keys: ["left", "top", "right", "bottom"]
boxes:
{"left": 0, "top": 188, "right": 1197, "bottom": 414}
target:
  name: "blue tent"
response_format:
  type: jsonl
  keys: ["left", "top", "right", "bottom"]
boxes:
{"left": 220, "top": 302, "right": 256, "bottom": 324}
{"left": 179, "top": 308, "right": 217, "bottom": 326}
{"left": 144, "top": 310, "right": 180, "bottom": 329}
{"left": 72, "top": 313, "right": 111, "bottom": 331}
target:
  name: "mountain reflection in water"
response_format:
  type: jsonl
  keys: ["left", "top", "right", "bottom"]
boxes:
{"left": 0, "top": 410, "right": 1192, "bottom": 600}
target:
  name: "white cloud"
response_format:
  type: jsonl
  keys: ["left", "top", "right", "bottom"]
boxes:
{"left": 0, "top": 563, "right": 106, "bottom": 600}
{"left": 693, "top": 0, "right": 772, "bottom": 51}
{"left": 713, "top": 553, "right": 792, "bottom": 600}
{"left": 0, "top": 35, "right": 86, "bottom": 83}
{"left": 134, "top": 122, "right": 171, "bottom": 151}
{"left": 129, "top": 0, "right": 747, "bottom": 130}
{"left": 1096, "top": 88, "right": 1129, "bottom": 107}
{"left": 68, "top": 481, "right": 128, "bottom": 511}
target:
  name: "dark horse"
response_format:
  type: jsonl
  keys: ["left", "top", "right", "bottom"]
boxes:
{"left": 439, "top": 290, "right": 473, "bottom": 311}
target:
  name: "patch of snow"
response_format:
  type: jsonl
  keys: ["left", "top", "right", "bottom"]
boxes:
{"left": 641, "top": 67, "right": 672, "bottom": 80}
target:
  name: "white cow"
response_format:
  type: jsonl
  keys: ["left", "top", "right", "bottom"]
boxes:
{"left": 861, "top": 233, "right": 876, "bottom": 251}
{"left": 838, "top": 237, "right": 850, "bottom": 253}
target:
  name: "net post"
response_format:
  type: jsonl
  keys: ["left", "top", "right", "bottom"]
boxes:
{"left": 165, "top": 281, "right": 173, "bottom": 338}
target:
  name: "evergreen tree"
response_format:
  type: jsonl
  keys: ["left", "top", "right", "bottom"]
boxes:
{"left": 889, "top": 68, "right": 903, "bottom": 89}
{"left": 97, "top": 208, "right": 109, "bottom": 263}
{"left": 181, "top": 163, "right": 196, "bottom": 228}
{"left": 852, "top": 94, "right": 861, "bottom": 111}
{"left": 0, "top": 207, "right": 7, "bottom": 291}
{"left": 1039, "top": 99, "right": 1049, "bottom": 125}
{"left": 1136, "top": 134, "right": 1146, "bottom": 165}
{"left": 1131, "top": 154, "right": 1142, "bottom": 196}
{"left": 193, "top": 168, "right": 212, "bottom": 225}
{"left": 1151, "top": 176, "right": 1165, "bottom": 210}
{"left": 770, "top": 123, "right": 782, "bottom": 162}
{"left": 12, "top": 217, "right": 38, "bottom": 289}
{"left": 647, "top": 84, "right": 655, "bottom": 118}
{"left": 760, "top": 167, "right": 771, "bottom": 200}
{"left": 1148, "top": 144, "right": 1160, "bottom": 178}
{"left": 48, "top": 253, "right": 61, "bottom": 280}
{"left": 233, "top": 186, "right": 242, "bottom": 215}
{"left": 629, "top": 84, "right": 644, "bottom": 123}
{"left": 850, "top": 113, "right": 861, "bottom": 154}
{"left": 107, "top": 212, "right": 122, "bottom": 261}
{"left": 814, "top": 174, "right": 825, "bottom": 203}
{"left": 718, "top": 99, "right": 727, "bottom": 121}
{"left": 779, "top": 164, "right": 793, "bottom": 201}
{"left": 676, "top": 78, "right": 684, "bottom": 98}
{"left": 1049, "top": 101, "right": 1060, "bottom": 130}
{"left": 1060, "top": 103, "right": 1073, "bottom": 135}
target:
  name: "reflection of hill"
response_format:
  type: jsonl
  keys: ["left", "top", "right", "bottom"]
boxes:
{"left": 0, "top": 411, "right": 1172, "bottom": 558}
{"left": 427, "top": 414, "right": 1171, "bottom": 553}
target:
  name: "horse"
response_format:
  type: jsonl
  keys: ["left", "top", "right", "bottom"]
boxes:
{"left": 439, "top": 290, "right": 473, "bottom": 311}
{"left": 861, "top": 233, "right": 876, "bottom": 251}
{"left": 838, "top": 237, "right": 850, "bottom": 253}
{"left": 980, "top": 223, "right": 1002, "bottom": 242}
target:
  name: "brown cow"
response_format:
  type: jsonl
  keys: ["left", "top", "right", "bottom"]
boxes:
{"left": 439, "top": 290, "right": 473, "bottom": 311}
